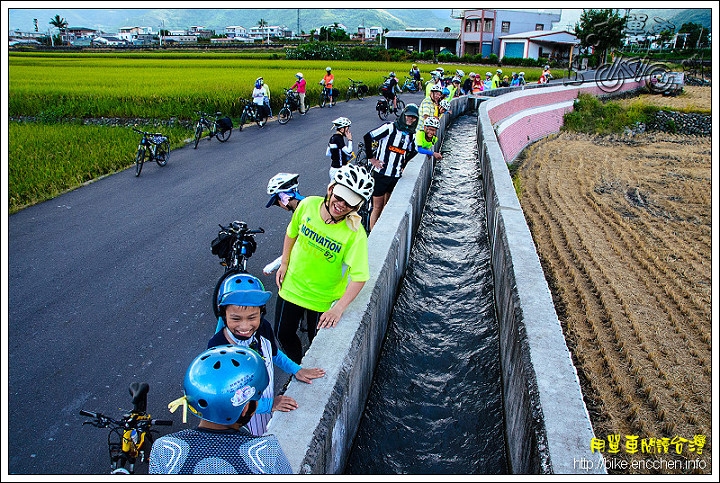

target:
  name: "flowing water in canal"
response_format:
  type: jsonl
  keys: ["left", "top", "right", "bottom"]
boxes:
{"left": 345, "top": 115, "right": 507, "bottom": 474}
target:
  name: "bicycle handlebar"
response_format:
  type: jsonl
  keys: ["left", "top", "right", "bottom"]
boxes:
{"left": 223, "top": 220, "right": 264, "bottom": 235}
{"left": 80, "top": 409, "right": 173, "bottom": 427}
{"left": 132, "top": 127, "right": 164, "bottom": 137}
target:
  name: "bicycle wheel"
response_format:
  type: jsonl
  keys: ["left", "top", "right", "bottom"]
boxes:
{"left": 278, "top": 107, "right": 291, "bottom": 124}
{"left": 357, "top": 86, "right": 366, "bottom": 101}
{"left": 193, "top": 123, "right": 203, "bottom": 149}
{"left": 216, "top": 126, "right": 232, "bottom": 142}
{"left": 395, "top": 99, "right": 406, "bottom": 116}
{"left": 134, "top": 146, "right": 146, "bottom": 176}
{"left": 155, "top": 141, "right": 169, "bottom": 166}
{"left": 319, "top": 92, "right": 327, "bottom": 108}
{"left": 377, "top": 101, "right": 388, "bottom": 121}
{"left": 238, "top": 111, "right": 248, "bottom": 131}
{"left": 645, "top": 63, "right": 670, "bottom": 94}
{"left": 212, "top": 268, "right": 244, "bottom": 319}
{"left": 345, "top": 89, "right": 352, "bottom": 102}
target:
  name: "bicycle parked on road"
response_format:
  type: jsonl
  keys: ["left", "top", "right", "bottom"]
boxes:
{"left": 400, "top": 75, "right": 423, "bottom": 92}
{"left": 278, "top": 88, "right": 301, "bottom": 125}
{"left": 193, "top": 111, "right": 232, "bottom": 149}
{"left": 318, "top": 83, "right": 339, "bottom": 108}
{"left": 132, "top": 128, "right": 169, "bottom": 177}
{"left": 210, "top": 220, "right": 265, "bottom": 318}
{"left": 237, "top": 98, "right": 267, "bottom": 130}
{"left": 345, "top": 78, "right": 368, "bottom": 101}
{"left": 375, "top": 95, "right": 405, "bottom": 121}
{"left": 351, "top": 141, "right": 378, "bottom": 234}
{"left": 80, "top": 382, "right": 173, "bottom": 474}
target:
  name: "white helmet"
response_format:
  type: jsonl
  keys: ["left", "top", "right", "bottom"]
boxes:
{"left": 267, "top": 173, "right": 299, "bottom": 195}
{"left": 424, "top": 116, "right": 440, "bottom": 129}
{"left": 455, "top": 69, "right": 465, "bottom": 77}
{"left": 469, "top": 72, "right": 476, "bottom": 78}
{"left": 333, "top": 165, "right": 374, "bottom": 204}
{"left": 430, "top": 70, "right": 440, "bottom": 78}
{"left": 296, "top": 72, "right": 303, "bottom": 78}
{"left": 430, "top": 84, "right": 443, "bottom": 93}
{"left": 519, "top": 72, "right": 525, "bottom": 77}
{"left": 326, "top": 66, "right": 332, "bottom": 72}
{"left": 331, "top": 117, "right": 352, "bottom": 130}
{"left": 485, "top": 72, "right": 492, "bottom": 77}
{"left": 496, "top": 69, "right": 502, "bottom": 74}
{"left": 544, "top": 65, "right": 550, "bottom": 70}
{"left": 439, "top": 99, "right": 451, "bottom": 110}
{"left": 436, "top": 67, "right": 444, "bottom": 73}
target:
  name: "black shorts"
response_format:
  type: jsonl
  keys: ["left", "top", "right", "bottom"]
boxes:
{"left": 381, "top": 89, "right": 396, "bottom": 100}
{"left": 372, "top": 171, "right": 400, "bottom": 197}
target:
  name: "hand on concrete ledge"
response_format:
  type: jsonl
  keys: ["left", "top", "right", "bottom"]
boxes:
{"left": 294, "top": 367, "right": 326, "bottom": 384}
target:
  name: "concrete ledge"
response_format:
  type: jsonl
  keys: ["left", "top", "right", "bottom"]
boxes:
{"left": 267, "top": 80, "right": 634, "bottom": 474}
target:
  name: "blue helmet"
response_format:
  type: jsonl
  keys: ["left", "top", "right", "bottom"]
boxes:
{"left": 217, "top": 273, "right": 271, "bottom": 308}
{"left": 184, "top": 345, "right": 269, "bottom": 425}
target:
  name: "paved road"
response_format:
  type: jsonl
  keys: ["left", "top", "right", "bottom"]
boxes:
{"left": 7, "top": 90, "right": 426, "bottom": 475}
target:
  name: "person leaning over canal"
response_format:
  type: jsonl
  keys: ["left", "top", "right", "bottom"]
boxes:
{"left": 364, "top": 103, "right": 418, "bottom": 231}
{"left": 207, "top": 273, "right": 325, "bottom": 436}
{"left": 415, "top": 116, "right": 442, "bottom": 161}
{"left": 149, "top": 346, "right": 292, "bottom": 474}
{"left": 274, "top": 164, "right": 374, "bottom": 364}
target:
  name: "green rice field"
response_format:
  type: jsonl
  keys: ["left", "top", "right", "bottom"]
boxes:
{"left": 8, "top": 51, "right": 541, "bottom": 214}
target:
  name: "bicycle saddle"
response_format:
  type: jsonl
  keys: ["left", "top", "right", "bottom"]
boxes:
{"left": 129, "top": 382, "right": 150, "bottom": 414}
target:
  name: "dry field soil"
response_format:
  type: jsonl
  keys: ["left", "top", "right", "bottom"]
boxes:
{"left": 514, "top": 86, "right": 712, "bottom": 474}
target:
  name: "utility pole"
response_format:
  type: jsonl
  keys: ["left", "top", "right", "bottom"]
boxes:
{"left": 297, "top": 9, "right": 300, "bottom": 38}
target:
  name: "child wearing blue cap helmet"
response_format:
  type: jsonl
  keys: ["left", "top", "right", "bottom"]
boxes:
{"left": 208, "top": 273, "right": 325, "bottom": 436}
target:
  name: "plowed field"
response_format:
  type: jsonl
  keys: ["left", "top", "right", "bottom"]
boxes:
{"left": 514, "top": 88, "right": 712, "bottom": 474}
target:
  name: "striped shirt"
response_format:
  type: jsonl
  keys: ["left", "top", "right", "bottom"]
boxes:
{"left": 363, "top": 122, "right": 417, "bottom": 178}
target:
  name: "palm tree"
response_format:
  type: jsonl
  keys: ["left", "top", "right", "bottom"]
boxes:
{"left": 49, "top": 14, "right": 68, "bottom": 46}
{"left": 257, "top": 18, "right": 269, "bottom": 43}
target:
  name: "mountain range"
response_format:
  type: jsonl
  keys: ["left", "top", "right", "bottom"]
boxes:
{"left": 8, "top": 8, "right": 711, "bottom": 35}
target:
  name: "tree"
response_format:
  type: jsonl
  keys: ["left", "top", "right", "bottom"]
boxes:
{"left": 49, "top": 14, "right": 68, "bottom": 46}
{"left": 574, "top": 9, "right": 625, "bottom": 66}
{"left": 678, "top": 22, "right": 709, "bottom": 49}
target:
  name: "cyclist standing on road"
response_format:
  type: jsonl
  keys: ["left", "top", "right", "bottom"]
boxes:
{"left": 364, "top": 103, "right": 419, "bottom": 231}
{"left": 274, "top": 164, "right": 374, "bottom": 364}
{"left": 149, "top": 346, "right": 292, "bottom": 474}
{"left": 252, "top": 77, "right": 269, "bottom": 127}
{"left": 327, "top": 117, "right": 354, "bottom": 182}
{"left": 291, "top": 72, "right": 307, "bottom": 115}
{"left": 321, "top": 66, "right": 335, "bottom": 107}
{"left": 409, "top": 63, "right": 421, "bottom": 90}
{"left": 380, "top": 72, "right": 400, "bottom": 112}
{"left": 207, "top": 273, "right": 325, "bottom": 436}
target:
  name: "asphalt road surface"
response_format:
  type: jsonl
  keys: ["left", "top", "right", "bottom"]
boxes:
{"left": 7, "top": 90, "right": 426, "bottom": 475}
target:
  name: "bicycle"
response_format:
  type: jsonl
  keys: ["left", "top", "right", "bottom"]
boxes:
{"left": 132, "top": 128, "right": 169, "bottom": 177}
{"left": 375, "top": 95, "right": 405, "bottom": 121}
{"left": 318, "top": 83, "right": 338, "bottom": 108}
{"left": 400, "top": 75, "right": 423, "bottom": 93}
{"left": 210, "top": 220, "right": 265, "bottom": 318}
{"left": 237, "top": 98, "right": 267, "bottom": 131}
{"left": 193, "top": 111, "right": 232, "bottom": 149}
{"left": 80, "top": 382, "right": 173, "bottom": 474}
{"left": 345, "top": 78, "right": 368, "bottom": 102}
{"left": 278, "top": 88, "right": 301, "bottom": 125}
{"left": 351, "top": 141, "right": 378, "bottom": 234}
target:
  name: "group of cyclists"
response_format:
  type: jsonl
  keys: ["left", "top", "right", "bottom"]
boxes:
{"left": 150, "top": 60, "right": 552, "bottom": 473}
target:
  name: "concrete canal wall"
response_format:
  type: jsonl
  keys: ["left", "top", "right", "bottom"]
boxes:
{"left": 267, "top": 78, "right": 647, "bottom": 474}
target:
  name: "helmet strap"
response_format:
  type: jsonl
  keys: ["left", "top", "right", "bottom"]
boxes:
{"left": 323, "top": 195, "right": 345, "bottom": 224}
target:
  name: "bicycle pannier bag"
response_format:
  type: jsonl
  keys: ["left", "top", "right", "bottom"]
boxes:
{"left": 211, "top": 230, "right": 233, "bottom": 259}
{"left": 217, "top": 117, "right": 233, "bottom": 133}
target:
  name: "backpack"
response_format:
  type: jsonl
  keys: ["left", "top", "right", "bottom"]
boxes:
{"left": 211, "top": 230, "right": 234, "bottom": 259}
{"left": 217, "top": 117, "right": 233, "bottom": 132}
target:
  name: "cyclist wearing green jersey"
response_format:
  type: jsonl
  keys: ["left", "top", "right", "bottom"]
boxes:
{"left": 274, "top": 165, "right": 374, "bottom": 364}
